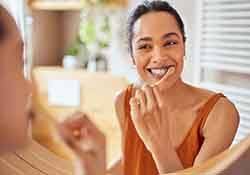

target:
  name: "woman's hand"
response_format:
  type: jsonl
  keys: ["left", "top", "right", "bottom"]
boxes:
{"left": 130, "top": 85, "right": 184, "bottom": 173}
{"left": 58, "top": 112, "right": 106, "bottom": 175}
{"left": 129, "top": 85, "right": 171, "bottom": 153}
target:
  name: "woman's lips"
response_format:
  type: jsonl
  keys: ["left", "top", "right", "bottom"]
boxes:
{"left": 146, "top": 65, "right": 175, "bottom": 79}
{"left": 154, "top": 66, "right": 175, "bottom": 86}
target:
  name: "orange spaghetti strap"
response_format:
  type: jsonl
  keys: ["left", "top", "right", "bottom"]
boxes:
{"left": 176, "top": 93, "right": 226, "bottom": 168}
{"left": 124, "top": 85, "right": 133, "bottom": 118}
{"left": 200, "top": 93, "right": 225, "bottom": 129}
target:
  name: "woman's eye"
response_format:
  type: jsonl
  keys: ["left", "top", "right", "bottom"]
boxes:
{"left": 164, "top": 41, "right": 177, "bottom": 47}
{"left": 137, "top": 44, "right": 151, "bottom": 50}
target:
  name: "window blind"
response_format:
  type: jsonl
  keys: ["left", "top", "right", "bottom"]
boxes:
{"left": 195, "top": 0, "right": 250, "bottom": 144}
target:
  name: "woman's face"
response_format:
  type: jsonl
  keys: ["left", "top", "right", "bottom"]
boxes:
{"left": 132, "top": 11, "right": 185, "bottom": 89}
{"left": 0, "top": 7, "right": 31, "bottom": 153}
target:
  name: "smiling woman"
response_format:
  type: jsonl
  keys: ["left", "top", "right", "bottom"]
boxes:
{"left": 57, "top": 1, "right": 240, "bottom": 175}
{"left": 119, "top": 1, "right": 239, "bottom": 174}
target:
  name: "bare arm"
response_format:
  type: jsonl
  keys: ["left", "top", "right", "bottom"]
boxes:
{"left": 159, "top": 98, "right": 240, "bottom": 175}
{"left": 194, "top": 98, "right": 239, "bottom": 165}
{"left": 150, "top": 141, "right": 184, "bottom": 173}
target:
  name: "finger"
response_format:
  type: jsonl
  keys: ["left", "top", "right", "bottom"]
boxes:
{"left": 152, "top": 86, "right": 164, "bottom": 125}
{"left": 62, "top": 112, "right": 87, "bottom": 130}
{"left": 135, "top": 89, "right": 146, "bottom": 114}
{"left": 143, "top": 85, "right": 162, "bottom": 128}
{"left": 81, "top": 115, "right": 104, "bottom": 138}
{"left": 154, "top": 66, "right": 175, "bottom": 86}
{"left": 142, "top": 85, "right": 157, "bottom": 111}
{"left": 152, "top": 86, "right": 163, "bottom": 108}
{"left": 58, "top": 123, "right": 79, "bottom": 149}
{"left": 61, "top": 112, "right": 105, "bottom": 144}
{"left": 58, "top": 114, "right": 87, "bottom": 141}
{"left": 130, "top": 97, "right": 150, "bottom": 139}
{"left": 68, "top": 138, "right": 96, "bottom": 158}
{"left": 129, "top": 97, "right": 140, "bottom": 120}
{"left": 59, "top": 122, "right": 100, "bottom": 156}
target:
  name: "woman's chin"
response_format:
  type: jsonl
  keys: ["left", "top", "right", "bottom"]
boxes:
{"left": 154, "top": 77, "right": 179, "bottom": 91}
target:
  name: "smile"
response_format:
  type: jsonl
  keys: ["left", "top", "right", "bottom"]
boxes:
{"left": 147, "top": 65, "right": 175, "bottom": 78}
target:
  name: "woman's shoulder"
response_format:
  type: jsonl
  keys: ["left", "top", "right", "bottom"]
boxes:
{"left": 201, "top": 96, "right": 239, "bottom": 145}
{"left": 208, "top": 94, "right": 239, "bottom": 121}
{"left": 115, "top": 88, "right": 127, "bottom": 112}
{"left": 114, "top": 85, "right": 133, "bottom": 129}
{"left": 189, "top": 84, "right": 216, "bottom": 99}
{"left": 185, "top": 84, "right": 216, "bottom": 109}
{"left": 190, "top": 84, "right": 235, "bottom": 110}
{"left": 114, "top": 84, "right": 136, "bottom": 108}
{"left": 188, "top": 84, "right": 239, "bottom": 118}
{"left": 191, "top": 85, "right": 240, "bottom": 136}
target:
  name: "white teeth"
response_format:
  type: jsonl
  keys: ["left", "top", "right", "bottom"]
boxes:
{"left": 150, "top": 68, "right": 168, "bottom": 77}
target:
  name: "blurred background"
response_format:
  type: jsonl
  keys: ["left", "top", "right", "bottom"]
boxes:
{"left": 2, "top": 0, "right": 250, "bottom": 167}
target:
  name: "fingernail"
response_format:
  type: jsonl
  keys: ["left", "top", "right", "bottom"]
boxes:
{"left": 73, "top": 130, "right": 81, "bottom": 138}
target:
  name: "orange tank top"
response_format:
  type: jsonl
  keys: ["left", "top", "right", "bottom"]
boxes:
{"left": 122, "top": 85, "right": 225, "bottom": 175}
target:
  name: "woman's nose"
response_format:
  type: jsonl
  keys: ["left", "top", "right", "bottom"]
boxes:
{"left": 152, "top": 47, "right": 166, "bottom": 63}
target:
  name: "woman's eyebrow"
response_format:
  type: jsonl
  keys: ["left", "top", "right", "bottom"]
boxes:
{"left": 134, "top": 32, "right": 180, "bottom": 44}
{"left": 135, "top": 36, "right": 152, "bottom": 44}
{"left": 162, "top": 32, "right": 180, "bottom": 39}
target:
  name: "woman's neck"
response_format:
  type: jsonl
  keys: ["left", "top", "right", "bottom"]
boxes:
{"left": 158, "top": 78, "right": 194, "bottom": 111}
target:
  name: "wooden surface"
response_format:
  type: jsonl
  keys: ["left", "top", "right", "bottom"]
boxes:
{"left": 169, "top": 135, "right": 250, "bottom": 175}
{"left": 31, "top": 66, "right": 128, "bottom": 165}
{"left": 0, "top": 140, "right": 74, "bottom": 175}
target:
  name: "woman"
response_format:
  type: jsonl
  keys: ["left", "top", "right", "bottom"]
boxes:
{"left": 0, "top": 1, "right": 242, "bottom": 174}
{"left": 114, "top": 1, "right": 239, "bottom": 174}
{"left": 60, "top": 1, "right": 239, "bottom": 175}
{"left": 0, "top": 3, "right": 105, "bottom": 175}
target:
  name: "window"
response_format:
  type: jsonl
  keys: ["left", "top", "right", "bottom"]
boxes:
{"left": 195, "top": 0, "right": 250, "bottom": 144}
